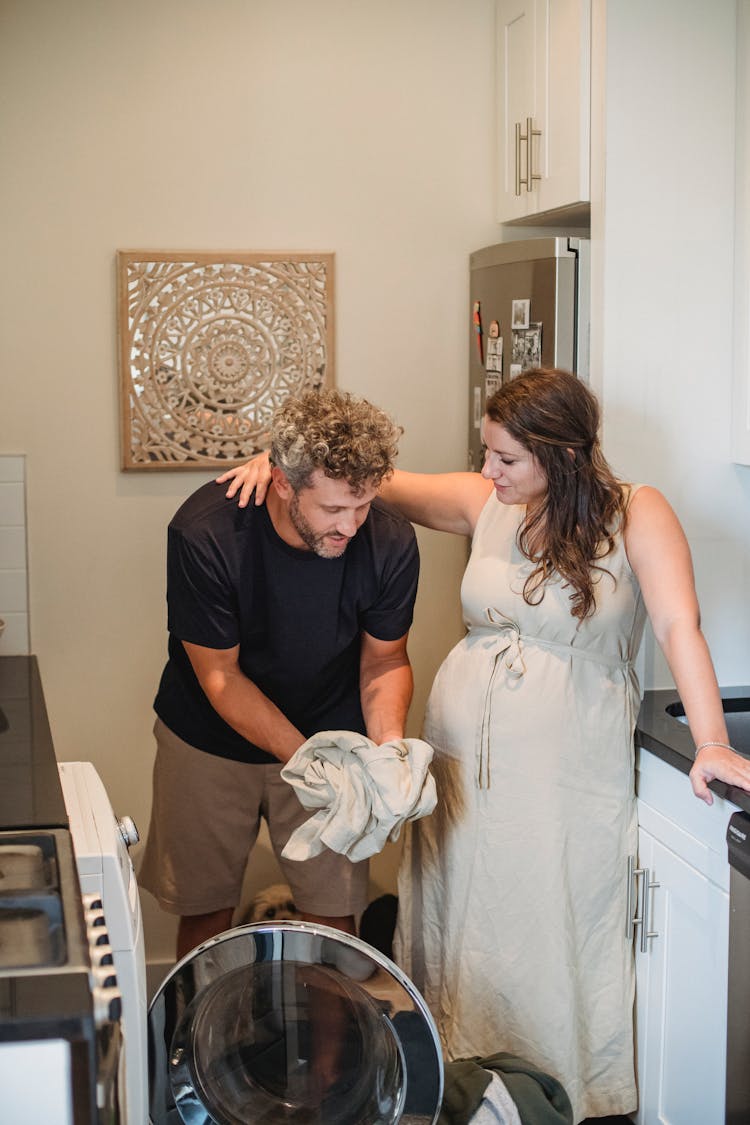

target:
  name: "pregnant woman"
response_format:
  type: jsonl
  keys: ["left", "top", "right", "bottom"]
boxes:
{"left": 220, "top": 368, "right": 750, "bottom": 1121}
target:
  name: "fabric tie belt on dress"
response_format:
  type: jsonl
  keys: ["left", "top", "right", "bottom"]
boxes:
{"left": 476, "top": 608, "right": 630, "bottom": 790}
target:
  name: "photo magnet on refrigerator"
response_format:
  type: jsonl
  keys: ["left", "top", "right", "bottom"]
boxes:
{"left": 486, "top": 321, "right": 502, "bottom": 374}
{"left": 473, "top": 300, "right": 483, "bottom": 364}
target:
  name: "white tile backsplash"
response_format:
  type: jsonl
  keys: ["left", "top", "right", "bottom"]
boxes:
{"left": 0, "top": 528, "right": 27, "bottom": 570}
{"left": 0, "top": 483, "right": 25, "bottom": 526}
{"left": 0, "top": 457, "right": 25, "bottom": 483}
{"left": 0, "top": 570, "right": 27, "bottom": 612}
{"left": 0, "top": 613, "right": 29, "bottom": 654}
{"left": 0, "top": 455, "right": 29, "bottom": 655}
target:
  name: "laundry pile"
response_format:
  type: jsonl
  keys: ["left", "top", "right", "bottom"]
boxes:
{"left": 439, "top": 1053, "right": 573, "bottom": 1125}
{"left": 280, "top": 730, "right": 437, "bottom": 861}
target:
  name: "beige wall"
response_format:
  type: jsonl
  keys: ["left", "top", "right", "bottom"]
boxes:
{"left": 595, "top": 0, "right": 750, "bottom": 689}
{"left": 0, "top": 0, "right": 499, "bottom": 961}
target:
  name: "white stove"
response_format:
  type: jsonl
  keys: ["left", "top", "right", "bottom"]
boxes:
{"left": 58, "top": 761, "right": 148, "bottom": 1125}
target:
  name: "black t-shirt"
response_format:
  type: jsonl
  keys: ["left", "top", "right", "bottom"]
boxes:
{"left": 154, "top": 481, "right": 420, "bottom": 763}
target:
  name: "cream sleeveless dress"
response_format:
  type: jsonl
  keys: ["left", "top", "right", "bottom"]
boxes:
{"left": 395, "top": 489, "right": 645, "bottom": 1123}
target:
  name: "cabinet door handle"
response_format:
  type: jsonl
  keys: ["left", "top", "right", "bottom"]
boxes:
{"left": 640, "top": 867, "right": 660, "bottom": 953}
{"left": 514, "top": 122, "right": 522, "bottom": 196}
{"left": 519, "top": 116, "right": 542, "bottom": 193}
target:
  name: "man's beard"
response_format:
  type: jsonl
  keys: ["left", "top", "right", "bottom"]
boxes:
{"left": 288, "top": 492, "right": 350, "bottom": 559}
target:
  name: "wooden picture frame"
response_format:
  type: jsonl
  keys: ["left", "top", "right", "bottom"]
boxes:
{"left": 117, "top": 250, "right": 335, "bottom": 470}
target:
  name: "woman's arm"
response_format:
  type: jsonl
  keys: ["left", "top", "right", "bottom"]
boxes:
{"left": 217, "top": 457, "right": 493, "bottom": 536}
{"left": 625, "top": 486, "right": 750, "bottom": 804}
{"left": 378, "top": 469, "right": 492, "bottom": 536}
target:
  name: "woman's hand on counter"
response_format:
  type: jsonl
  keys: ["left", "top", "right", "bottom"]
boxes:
{"left": 689, "top": 744, "right": 750, "bottom": 805}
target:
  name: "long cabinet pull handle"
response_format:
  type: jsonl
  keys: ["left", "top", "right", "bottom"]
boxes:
{"left": 517, "top": 118, "right": 542, "bottom": 194}
{"left": 525, "top": 116, "right": 541, "bottom": 193}
{"left": 640, "top": 867, "right": 660, "bottom": 953}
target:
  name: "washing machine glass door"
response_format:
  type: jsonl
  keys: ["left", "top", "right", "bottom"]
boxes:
{"left": 148, "top": 921, "right": 443, "bottom": 1125}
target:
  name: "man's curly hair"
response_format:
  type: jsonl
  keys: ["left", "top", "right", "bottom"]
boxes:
{"left": 270, "top": 388, "right": 402, "bottom": 495}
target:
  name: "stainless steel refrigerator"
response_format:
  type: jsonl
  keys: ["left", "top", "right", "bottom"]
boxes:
{"left": 468, "top": 236, "right": 590, "bottom": 471}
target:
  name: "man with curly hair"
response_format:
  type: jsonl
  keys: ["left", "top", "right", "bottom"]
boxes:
{"left": 139, "top": 389, "right": 419, "bottom": 957}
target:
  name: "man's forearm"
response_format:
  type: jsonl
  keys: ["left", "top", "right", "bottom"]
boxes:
{"left": 360, "top": 656, "right": 414, "bottom": 745}
{"left": 184, "top": 644, "right": 304, "bottom": 763}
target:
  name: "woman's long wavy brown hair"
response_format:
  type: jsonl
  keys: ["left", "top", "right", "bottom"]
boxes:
{"left": 485, "top": 367, "right": 627, "bottom": 621}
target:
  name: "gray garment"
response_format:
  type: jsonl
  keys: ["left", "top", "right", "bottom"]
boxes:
{"left": 439, "top": 1053, "right": 572, "bottom": 1125}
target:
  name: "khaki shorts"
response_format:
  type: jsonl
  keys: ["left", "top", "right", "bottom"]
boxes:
{"left": 138, "top": 718, "right": 369, "bottom": 919}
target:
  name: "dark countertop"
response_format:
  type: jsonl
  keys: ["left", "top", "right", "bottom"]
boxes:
{"left": 0, "top": 660, "right": 94, "bottom": 1094}
{"left": 636, "top": 684, "right": 750, "bottom": 815}
{"left": 0, "top": 655, "right": 69, "bottom": 829}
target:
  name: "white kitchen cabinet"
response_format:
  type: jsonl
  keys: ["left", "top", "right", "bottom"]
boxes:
{"left": 494, "top": 0, "right": 591, "bottom": 222}
{"left": 633, "top": 750, "right": 733, "bottom": 1125}
{"left": 733, "top": 0, "right": 750, "bottom": 463}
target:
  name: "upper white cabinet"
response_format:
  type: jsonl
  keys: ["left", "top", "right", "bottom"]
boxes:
{"left": 495, "top": 0, "right": 591, "bottom": 222}
{"left": 733, "top": 0, "right": 750, "bottom": 464}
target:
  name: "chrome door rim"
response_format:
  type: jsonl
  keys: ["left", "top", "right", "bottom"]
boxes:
{"left": 148, "top": 920, "right": 443, "bottom": 1125}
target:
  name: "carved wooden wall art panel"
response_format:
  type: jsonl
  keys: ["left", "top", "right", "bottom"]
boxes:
{"left": 117, "top": 250, "right": 334, "bottom": 469}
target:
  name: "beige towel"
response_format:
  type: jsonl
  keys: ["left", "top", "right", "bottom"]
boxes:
{"left": 280, "top": 730, "right": 437, "bottom": 862}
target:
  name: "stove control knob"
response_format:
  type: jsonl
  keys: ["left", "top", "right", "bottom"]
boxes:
{"left": 92, "top": 965, "right": 118, "bottom": 990}
{"left": 117, "top": 815, "right": 140, "bottom": 849}
{"left": 90, "top": 944, "right": 115, "bottom": 967}
{"left": 92, "top": 984, "right": 122, "bottom": 1025}
{"left": 85, "top": 907, "right": 107, "bottom": 929}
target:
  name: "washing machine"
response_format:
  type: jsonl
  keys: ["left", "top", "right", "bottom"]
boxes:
{"left": 148, "top": 920, "right": 443, "bottom": 1124}
{"left": 58, "top": 760, "right": 149, "bottom": 1125}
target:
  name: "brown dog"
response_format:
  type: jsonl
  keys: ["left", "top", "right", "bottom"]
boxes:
{"left": 236, "top": 882, "right": 299, "bottom": 926}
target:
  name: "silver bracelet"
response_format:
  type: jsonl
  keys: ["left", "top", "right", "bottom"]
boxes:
{"left": 694, "top": 740, "right": 735, "bottom": 759}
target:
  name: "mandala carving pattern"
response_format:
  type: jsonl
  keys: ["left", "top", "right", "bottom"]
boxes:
{"left": 119, "top": 253, "right": 333, "bottom": 468}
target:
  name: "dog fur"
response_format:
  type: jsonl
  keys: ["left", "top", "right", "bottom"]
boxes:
{"left": 236, "top": 882, "right": 299, "bottom": 926}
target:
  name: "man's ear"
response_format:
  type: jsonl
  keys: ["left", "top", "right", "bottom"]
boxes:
{"left": 271, "top": 466, "right": 294, "bottom": 500}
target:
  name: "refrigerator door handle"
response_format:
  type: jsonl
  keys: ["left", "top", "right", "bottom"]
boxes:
{"left": 515, "top": 122, "right": 522, "bottom": 196}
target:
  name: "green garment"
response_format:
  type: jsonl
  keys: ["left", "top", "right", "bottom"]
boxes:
{"left": 438, "top": 1052, "right": 573, "bottom": 1125}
